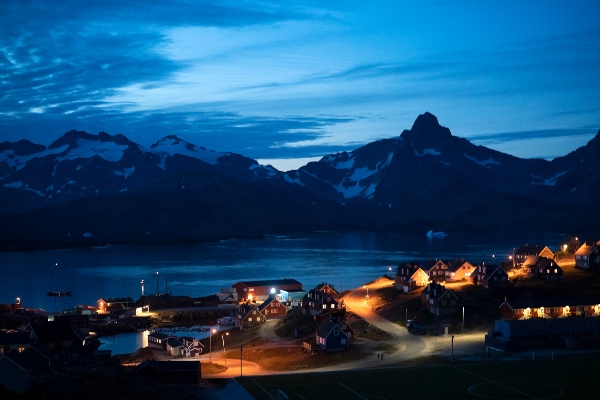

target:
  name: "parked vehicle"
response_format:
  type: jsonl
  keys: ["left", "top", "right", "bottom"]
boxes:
{"left": 407, "top": 319, "right": 426, "bottom": 335}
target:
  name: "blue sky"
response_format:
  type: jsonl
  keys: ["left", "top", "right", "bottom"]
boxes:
{"left": 1, "top": 1, "right": 599, "bottom": 170}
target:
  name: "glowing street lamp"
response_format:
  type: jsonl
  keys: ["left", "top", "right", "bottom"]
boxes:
{"left": 222, "top": 332, "right": 229, "bottom": 366}
{"left": 209, "top": 328, "right": 216, "bottom": 361}
{"left": 16, "top": 297, "right": 20, "bottom": 305}
{"left": 364, "top": 285, "right": 369, "bottom": 299}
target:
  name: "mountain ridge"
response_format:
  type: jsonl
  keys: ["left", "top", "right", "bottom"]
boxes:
{"left": 1, "top": 112, "right": 598, "bottom": 250}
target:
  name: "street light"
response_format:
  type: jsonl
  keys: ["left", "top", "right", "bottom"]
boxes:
{"left": 16, "top": 297, "right": 20, "bottom": 305}
{"left": 462, "top": 307, "right": 464, "bottom": 335}
{"left": 209, "top": 328, "right": 216, "bottom": 361}
{"left": 222, "top": 332, "right": 229, "bottom": 366}
{"left": 364, "top": 285, "right": 369, "bottom": 299}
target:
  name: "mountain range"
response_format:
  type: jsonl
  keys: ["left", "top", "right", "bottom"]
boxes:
{"left": 1, "top": 112, "right": 598, "bottom": 250}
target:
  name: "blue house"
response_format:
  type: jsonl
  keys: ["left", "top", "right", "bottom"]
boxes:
{"left": 315, "top": 317, "right": 351, "bottom": 352}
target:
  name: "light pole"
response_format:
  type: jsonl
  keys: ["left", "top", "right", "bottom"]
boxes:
{"left": 209, "top": 328, "right": 216, "bottom": 361}
{"left": 364, "top": 285, "right": 369, "bottom": 299}
{"left": 451, "top": 335, "right": 454, "bottom": 364}
{"left": 240, "top": 345, "right": 243, "bottom": 377}
{"left": 462, "top": 307, "right": 465, "bottom": 335}
{"left": 222, "top": 332, "right": 229, "bottom": 366}
{"left": 16, "top": 297, "right": 20, "bottom": 305}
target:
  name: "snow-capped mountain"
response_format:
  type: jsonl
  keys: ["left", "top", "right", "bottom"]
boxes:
{"left": 0, "top": 131, "right": 280, "bottom": 213}
{"left": 1, "top": 113, "right": 599, "bottom": 250}
{"left": 284, "top": 112, "right": 595, "bottom": 206}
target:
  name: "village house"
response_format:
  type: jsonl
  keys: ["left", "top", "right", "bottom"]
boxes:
{"left": 0, "top": 330, "right": 30, "bottom": 355}
{"left": 232, "top": 278, "right": 302, "bottom": 303}
{"left": 302, "top": 283, "right": 342, "bottom": 317}
{"left": 395, "top": 262, "right": 429, "bottom": 293}
{"left": 522, "top": 256, "right": 564, "bottom": 280}
{"left": 444, "top": 259, "right": 476, "bottom": 282}
{"left": 27, "top": 318, "right": 87, "bottom": 355}
{"left": 574, "top": 242, "right": 600, "bottom": 269}
{"left": 304, "top": 315, "right": 353, "bottom": 353}
{"left": 514, "top": 244, "right": 555, "bottom": 266}
{"left": 499, "top": 298, "right": 600, "bottom": 320}
{"left": 0, "top": 350, "right": 34, "bottom": 395}
{"left": 235, "top": 303, "right": 266, "bottom": 330}
{"left": 96, "top": 297, "right": 135, "bottom": 313}
{"left": 257, "top": 295, "right": 288, "bottom": 318}
{"left": 469, "top": 264, "right": 509, "bottom": 288}
{"left": 422, "top": 259, "right": 449, "bottom": 281}
{"left": 422, "top": 283, "right": 459, "bottom": 316}
{"left": 148, "top": 332, "right": 171, "bottom": 349}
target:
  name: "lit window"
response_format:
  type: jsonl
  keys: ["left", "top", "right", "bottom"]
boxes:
{"left": 323, "top": 305, "right": 326, "bottom": 309}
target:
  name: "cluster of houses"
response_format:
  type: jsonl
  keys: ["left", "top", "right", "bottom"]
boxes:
{"left": 225, "top": 279, "right": 353, "bottom": 353}
{"left": 0, "top": 311, "right": 97, "bottom": 394}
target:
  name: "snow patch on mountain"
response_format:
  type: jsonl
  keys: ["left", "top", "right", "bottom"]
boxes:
{"left": 1, "top": 145, "right": 69, "bottom": 171}
{"left": 463, "top": 153, "right": 501, "bottom": 168}
{"left": 332, "top": 156, "right": 354, "bottom": 169}
{"left": 334, "top": 181, "right": 365, "bottom": 198}
{"left": 413, "top": 148, "right": 442, "bottom": 157}
{"left": 531, "top": 171, "right": 567, "bottom": 186}
{"left": 149, "top": 136, "right": 224, "bottom": 170}
{"left": 284, "top": 173, "right": 304, "bottom": 186}
{"left": 55, "top": 139, "right": 127, "bottom": 163}
{"left": 114, "top": 167, "right": 135, "bottom": 179}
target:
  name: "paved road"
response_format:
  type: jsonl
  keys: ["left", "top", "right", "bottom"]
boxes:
{"left": 202, "top": 280, "right": 487, "bottom": 377}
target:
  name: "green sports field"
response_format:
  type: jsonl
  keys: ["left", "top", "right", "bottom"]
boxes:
{"left": 237, "top": 355, "right": 599, "bottom": 399}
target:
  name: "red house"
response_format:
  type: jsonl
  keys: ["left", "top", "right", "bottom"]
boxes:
{"left": 257, "top": 296, "right": 288, "bottom": 318}
{"left": 499, "top": 298, "right": 600, "bottom": 320}
{"left": 395, "top": 262, "right": 429, "bottom": 293}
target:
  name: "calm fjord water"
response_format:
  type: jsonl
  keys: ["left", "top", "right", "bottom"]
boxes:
{"left": 0, "top": 231, "right": 564, "bottom": 312}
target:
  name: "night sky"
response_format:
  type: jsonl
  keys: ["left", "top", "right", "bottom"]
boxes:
{"left": 1, "top": 1, "right": 599, "bottom": 170}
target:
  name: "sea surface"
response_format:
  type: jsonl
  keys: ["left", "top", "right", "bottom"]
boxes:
{"left": 0, "top": 230, "right": 568, "bottom": 312}
{"left": 1, "top": 230, "right": 569, "bottom": 354}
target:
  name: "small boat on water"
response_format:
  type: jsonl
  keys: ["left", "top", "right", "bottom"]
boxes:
{"left": 47, "top": 291, "right": 72, "bottom": 297}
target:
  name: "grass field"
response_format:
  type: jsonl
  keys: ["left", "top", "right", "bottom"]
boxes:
{"left": 237, "top": 354, "right": 599, "bottom": 399}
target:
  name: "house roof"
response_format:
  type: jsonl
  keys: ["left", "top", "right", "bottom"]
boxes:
{"left": 422, "top": 282, "right": 445, "bottom": 295}
{"left": 431, "top": 288, "right": 459, "bottom": 302}
{"left": 515, "top": 245, "right": 546, "bottom": 255}
{"left": 575, "top": 243, "right": 597, "bottom": 256}
{"left": 2, "top": 349, "right": 34, "bottom": 372}
{"left": 166, "top": 337, "right": 184, "bottom": 348}
{"left": 483, "top": 265, "right": 507, "bottom": 279}
{"left": 446, "top": 260, "right": 474, "bottom": 273}
{"left": 29, "top": 320, "right": 86, "bottom": 345}
{"left": 312, "top": 282, "right": 339, "bottom": 294}
{"left": 234, "top": 278, "right": 301, "bottom": 287}
{"left": 148, "top": 332, "right": 171, "bottom": 340}
{"left": 523, "top": 256, "right": 558, "bottom": 269}
{"left": 257, "top": 296, "right": 282, "bottom": 312}
{"left": 237, "top": 304, "right": 265, "bottom": 320}
{"left": 421, "top": 260, "right": 446, "bottom": 272}
{"left": 503, "top": 298, "right": 600, "bottom": 310}
{"left": 0, "top": 330, "right": 31, "bottom": 346}
{"left": 316, "top": 318, "right": 347, "bottom": 339}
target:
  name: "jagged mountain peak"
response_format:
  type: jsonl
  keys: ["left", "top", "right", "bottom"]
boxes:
{"left": 48, "top": 130, "right": 133, "bottom": 150}
{"left": 0, "top": 139, "right": 46, "bottom": 156}
{"left": 401, "top": 112, "right": 453, "bottom": 143}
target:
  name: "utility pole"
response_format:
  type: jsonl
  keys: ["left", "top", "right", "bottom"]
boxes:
{"left": 451, "top": 335, "right": 454, "bottom": 364}
{"left": 462, "top": 307, "right": 464, "bottom": 335}
{"left": 240, "top": 345, "right": 243, "bottom": 377}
